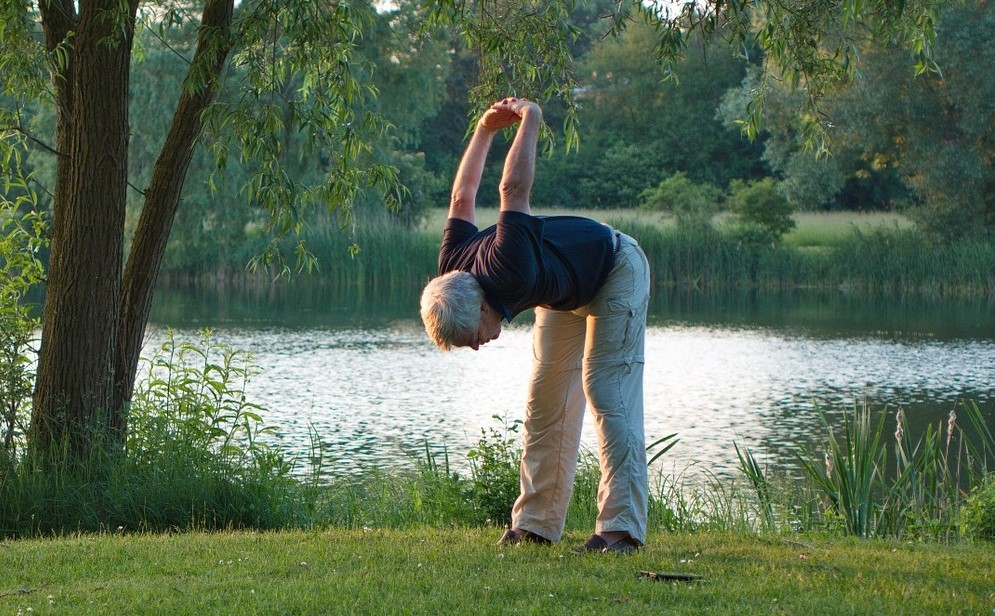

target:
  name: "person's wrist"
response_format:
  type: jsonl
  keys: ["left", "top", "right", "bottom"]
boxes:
{"left": 519, "top": 103, "right": 541, "bottom": 118}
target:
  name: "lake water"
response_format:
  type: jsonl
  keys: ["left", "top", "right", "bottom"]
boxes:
{"left": 149, "top": 283, "right": 995, "bottom": 478}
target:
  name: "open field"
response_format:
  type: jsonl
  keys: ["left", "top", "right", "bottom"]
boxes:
{"left": 1, "top": 529, "right": 991, "bottom": 615}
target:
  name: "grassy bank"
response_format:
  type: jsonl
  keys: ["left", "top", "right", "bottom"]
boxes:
{"left": 1, "top": 528, "right": 992, "bottom": 614}
{"left": 179, "top": 210, "right": 993, "bottom": 296}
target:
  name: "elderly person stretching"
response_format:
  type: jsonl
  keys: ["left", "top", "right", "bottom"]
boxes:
{"left": 419, "top": 97, "right": 650, "bottom": 554}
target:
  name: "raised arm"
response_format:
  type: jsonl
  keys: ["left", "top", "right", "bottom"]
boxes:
{"left": 493, "top": 98, "right": 542, "bottom": 216}
{"left": 448, "top": 103, "right": 522, "bottom": 223}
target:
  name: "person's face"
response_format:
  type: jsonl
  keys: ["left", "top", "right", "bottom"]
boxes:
{"left": 456, "top": 301, "right": 503, "bottom": 350}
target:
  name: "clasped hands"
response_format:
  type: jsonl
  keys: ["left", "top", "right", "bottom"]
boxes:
{"left": 478, "top": 97, "right": 541, "bottom": 132}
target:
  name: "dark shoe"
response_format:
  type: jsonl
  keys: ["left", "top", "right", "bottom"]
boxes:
{"left": 572, "top": 533, "right": 640, "bottom": 555}
{"left": 497, "top": 528, "right": 552, "bottom": 546}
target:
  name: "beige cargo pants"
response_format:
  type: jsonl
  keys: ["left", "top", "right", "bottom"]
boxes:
{"left": 511, "top": 232, "right": 650, "bottom": 543}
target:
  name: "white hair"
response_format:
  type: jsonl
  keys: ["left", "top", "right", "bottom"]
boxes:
{"left": 420, "top": 271, "right": 483, "bottom": 350}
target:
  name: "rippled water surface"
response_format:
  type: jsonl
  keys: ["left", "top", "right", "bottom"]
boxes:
{"left": 149, "top": 285, "right": 995, "bottom": 477}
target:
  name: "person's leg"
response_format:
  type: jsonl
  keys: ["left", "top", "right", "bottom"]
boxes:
{"left": 511, "top": 307, "right": 587, "bottom": 542}
{"left": 579, "top": 234, "right": 650, "bottom": 544}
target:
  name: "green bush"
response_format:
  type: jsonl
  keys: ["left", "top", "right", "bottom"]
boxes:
{"left": 727, "top": 178, "right": 796, "bottom": 245}
{"left": 639, "top": 172, "right": 723, "bottom": 229}
{"left": 961, "top": 474, "right": 995, "bottom": 541}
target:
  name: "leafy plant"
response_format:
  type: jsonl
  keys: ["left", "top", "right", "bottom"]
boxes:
{"left": 465, "top": 414, "right": 523, "bottom": 525}
{"left": 960, "top": 473, "right": 995, "bottom": 541}
{"left": 795, "top": 406, "right": 887, "bottom": 538}
{"left": 129, "top": 329, "right": 286, "bottom": 477}
{"left": 735, "top": 443, "right": 776, "bottom": 533}
{"left": 790, "top": 401, "right": 994, "bottom": 539}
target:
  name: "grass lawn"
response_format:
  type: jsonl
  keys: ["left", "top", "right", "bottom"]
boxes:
{"left": 2, "top": 529, "right": 991, "bottom": 614}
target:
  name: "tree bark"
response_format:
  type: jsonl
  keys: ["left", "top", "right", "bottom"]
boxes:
{"left": 111, "top": 0, "right": 235, "bottom": 433}
{"left": 30, "top": 0, "right": 140, "bottom": 458}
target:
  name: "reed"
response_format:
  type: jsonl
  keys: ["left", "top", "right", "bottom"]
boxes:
{"left": 162, "top": 210, "right": 993, "bottom": 297}
{"left": 784, "top": 401, "right": 995, "bottom": 539}
{"left": 614, "top": 221, "right": 994, "bottom": 295}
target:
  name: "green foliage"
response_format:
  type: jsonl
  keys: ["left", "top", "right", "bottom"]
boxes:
{"left": 578, "top": 142, "right": 662, "bottom": 208}
{"left": 727, "top": 177, "right": 796, "bottom": 245}
{"left": 730, "top": 3, "right": 995, "bottom": 236}
{"left": 129, "top": 329, "right": 287, "bottom": 477}
{"left": 640, "top": 172, "right": 723, "bottom": 230}
{"left": 830, "top": 4, "right": 995, "bottom": 238}
{"left": 0, "top": 144, "right": 47, "bottom": 459}
{"left": 735, "top": 444, "right": 776, "bottom": 533}
{"left": 0, "top": 330, "right": 303, "bottom": 537}
{"left": 960, "top": 473, "right": 995, "bottom": 541}
{"left": 465, "top": 415, "right": 523, "bottom": 526}
{"left": 427, "top": 0, "right": 583, "bottom": 153}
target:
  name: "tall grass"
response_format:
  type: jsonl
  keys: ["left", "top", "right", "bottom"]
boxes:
{"left": 0, "top": 331, "right": 306, "bottom": 537}
{"left": 615, "top": 221, "right": 995, "bottom": 294}
{"left": 736, "top": 401, "right": 995, "bottom": 540}
{"left": 162, "top": 210, "right": 994, "bottom": 297}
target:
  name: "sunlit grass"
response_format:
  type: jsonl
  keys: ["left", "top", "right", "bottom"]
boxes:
{"left": 1, "top": 528, "right": 992, "bottom": 615}
{"left": 785, "top": 212, "right": 913, "bottom": 248}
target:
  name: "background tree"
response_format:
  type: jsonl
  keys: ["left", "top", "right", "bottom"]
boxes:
{"left": 829, "top": 3, "right": 994, "bottom": 238}
{"left": 720, "top": 1, "right": 992, "bottom": 238}
{"left": 727, "top": 177, "right": 796, "bottom": 245}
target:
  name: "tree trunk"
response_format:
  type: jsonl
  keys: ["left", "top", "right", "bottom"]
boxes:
{"left": 112, "top": 0, "right": 235, "bottom": 432}
{"left": 30, "top": 0, "right": 139, "bottom": 459}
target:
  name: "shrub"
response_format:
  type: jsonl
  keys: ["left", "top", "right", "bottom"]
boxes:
{"left": 640, "top": 172, "right": 724, "bottom": 230}
{"left": 0, "top": 330, "right": 303, "bottom": 537}
{"left": 727, "top": 178, "right": 796, "bottom": 245}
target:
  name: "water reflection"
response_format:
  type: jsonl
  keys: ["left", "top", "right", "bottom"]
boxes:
{"left": 148, "top": 284, "right": 994, "bottom": 478}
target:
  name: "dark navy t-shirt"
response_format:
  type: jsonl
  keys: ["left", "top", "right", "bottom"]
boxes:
{"left": 438, "top": 211, "right": 615, "bottom": 321}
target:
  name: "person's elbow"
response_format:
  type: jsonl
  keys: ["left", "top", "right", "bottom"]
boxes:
{"left": 449, "top": 192, "right": 475, "bottom": 221}
{"left": 499, "top": 180, "right": 531, "bottom": 213}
